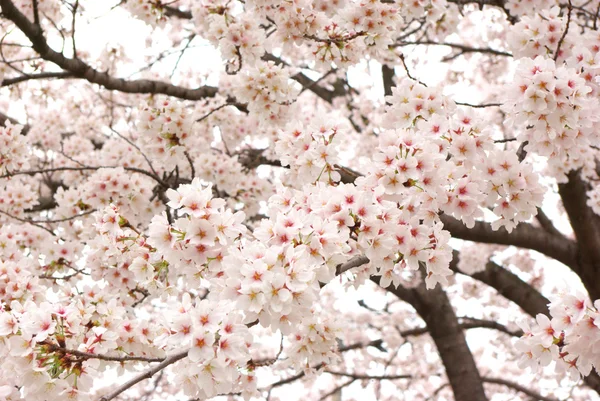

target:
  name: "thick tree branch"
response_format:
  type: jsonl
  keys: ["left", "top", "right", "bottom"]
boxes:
{"left": 450, "top": 250, "right": 550, "bottom": 317}
{"left": 1, "top": 71, "right": 76, "bottom": 86}
{"left": 535, "top": 207, "right": 566, "bottom": 238}
{"left": 558, "top": 170, "right": 600, "bottom": 300}
{"left": 451, "top": 250, "right": 600, "bottom": 394}
{"left": 382, "top": 64, "right": 396, "bottom": 97}
{"left": 262, "top": 53, "right": 348, "bottom": 103}
{"left": 0, "top": 0, "right": 219, "bottom": 101}
{"left": 440, "top": 214, "right": 578, "bottom": 268}
{"left": 377, "top": 278, "right": 489, "bottom": 401}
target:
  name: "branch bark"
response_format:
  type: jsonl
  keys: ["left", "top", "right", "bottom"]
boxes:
{"left": 0, "top": 0, "right": 219, "bottom": 101}
{"left": 98, "top": 349, "right": 188, "bottom": 401}
{"left": 440, "top": 214, "right": 578, "bottom": 269}
{"left": 451, "top": 250, "right": 600, "bottom": 394}
{"left": 482, "top": 377, "right": 559, "bottom": 401}
{"left": 558, "top": 170, "right": 600, "bottom": 300}
{"left": 376, "top": 277, "right": 489, "bottom": 401}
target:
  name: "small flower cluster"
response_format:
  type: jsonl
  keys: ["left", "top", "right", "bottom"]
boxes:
{"left": 283, "top": 311, "right": 341, "bottom": 370}
{"left": 383, "top": 80, "right": 455, "bottom": 131}
{"left": 504, "top": 56, "right": 599, "bottom": 181}
{"left": 0, "top": 179, "right": 38, "bottom": 219}
{"left": 87, "top": 204, "right": 161, "bottom": 295}
{"left": 505, "top": 0, "right": 558, "bottom": 17}
{"left": 479, "top": 149, "right": 545, "bottom": 232}
{"left": 507, "top": 7, "right": 574, "bottom": 60}
{"left": 233, "top": 61, "right": 300, "bottom": 127}
{"left": 397, "top": 0, "right": 449, "bottom": 21}
{"left": 193, "top": 152, "right": 271, "bottom": 216}
{"left": 147, "top": 178, "right": 247, "bottom": 286}
{"left": 137, "top": 100, "right": 195, "bottom": 170}
{"left": 13, "top": 0, "right": 62, "bottom": 26}
{"left": 247, "top": 0, "right": 401, "bottom": 68}
{"left": 274, "top": 119, "right": 342, "bottom": 184}
{"left": 122, "top": 0, "right": 166, "bottom": 26}
{"left": 166, "top": 294, "right": 255, "bottom": 400}
{"left": 314, "top": 0, "right": 401, "bottom": 67}
{"left": 515, "top": 293, "right": 600, "bottom": 379}
{"left": 0, "top": 261, "right": 167, "bottom": 401}
{"left": 192, "top": 2, "right": 265, "bottom": 70}
{"left": 0, "top": 123, "right": 28, "bottom": 174}
{"left": 456, "top": 243, "right": 500, "bottom": 275}
{"left": 567, "top": 42, "right": 600, "bottom": 97}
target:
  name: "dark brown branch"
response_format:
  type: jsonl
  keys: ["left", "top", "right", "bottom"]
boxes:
{"left": 440, "top": 214, "right": 578, "bottom": 268}
{"left": 535, "top": 207, "right": 565, "bottom": 238}
{"left": 451, "top": 250, "right": 600, "bottom": 395}
{"left": 1, "top": 71, "right": 76, "bottom": 86}
{"left": 554, "top": 0, "right": 572, "bottom": 61}
{"left": 0, "top": 165, "right": 169, "bottom": 189}
{"left": 482, "top": 377, "right": 559, "bottom": 401}
{"left": 378, "top": 279, "right": 489, "bottom": 401}
{"left": 318, "top": 379, "right": 355, "bottom": 401}
{"left": 44, "top": 343, "right": 165, "bottom": 363}
{"left": 324, "top": 370, "right": 412, "bottom": 381}
{"left": 382, "top": 64, "right": 395, "bottom": 97}
{"left": 394, "top": 41, "right": 512, "bottom": 58}
{"left": 0, "top": 111, "right": 30, "bottom": 134}
{"left": 163, "top": 5, "right": 192, "bottom": 19}
{"left": 0, "top": 0, "right": 219, "bottom": 101}
{"left": 558, "top": 170, "right": 600, "bottom": 301}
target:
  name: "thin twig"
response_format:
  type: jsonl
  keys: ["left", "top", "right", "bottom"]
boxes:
{"left": 99, "top": 349, "right": 189, "bottom": 401}
{"left": 555, "top": 0, "right": 573, "bottom": 61}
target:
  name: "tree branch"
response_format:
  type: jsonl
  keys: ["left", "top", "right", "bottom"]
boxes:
{"left": 0, "top": 0, "right": 219, "bottom": 101}
{"left": 451, "top": 250, "right": 600, "bottom": 395}
{"left": 1, "top": 71, "right": 76, "bottom": 86}
{"left": 482, "top": 377, "right": 559, "bottom": 401}
{"left": 98, "top": 349, "right": 188, "bottom": 401}
{"left": 440, "top": 214, "right": 578, "bottom": 268}
{"left": 558, "top": 170, "right": 600, "bottom": 300}
{"left": 44, "top": 343, "right": 165, "bottom": 363}
{"left": 376, "top": 278, "right": 489, "bottom": 401}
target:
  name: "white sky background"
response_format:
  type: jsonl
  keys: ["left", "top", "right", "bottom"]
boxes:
{"left": 2, "top": 1, "right": 594, "bottom": 400}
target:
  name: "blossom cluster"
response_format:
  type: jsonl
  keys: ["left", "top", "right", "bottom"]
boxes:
{"left": 0, "top": 229, "right": 165, "bottom": 400}
{"left": 192, "top": 152, "right": 271, "bottom": 216}
{"left": 122, "top": 0, "right": 166, "bottom": 25}
{"left": 232, "top": 61, "right": 300, "bottom": 126}
{"left": 507, "top": 6, "right": 574, "bottom": 60}
{"left": 147, "top": 178, "right": 247, "bottom": 286}
{"left": 245, "top": 0, "right": 404, "bottom": 68}
{"left": 505, "top": 0, "right": 558, "bottom": 17}
{"left": 166, "top": 295, "right": 256, "bottom": 400}
{"left": 274, "top": 118, "right": 342, "bottom": 184}
{"left": 382, "top": 80, "right": 545, "bottom": 232}
{"left": 0, "top": 179, "right": 38, "bottom": 218}
{"left": 0, "top": 123, "right": 28, "bottom": 174}
{"left": 137, "top": 100, "right": 195, "bottom": 170}
{"left": 504, "top": 56, "right": 599, "bottom": 182}
{"left": 515, "top": 293, "right": 600, "bottom": 379}
{"left": 586, "top": 183, "right": 600, "bottom": 216}
{"left": 191, "top": 1, "right": 265, "bottom": 69}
